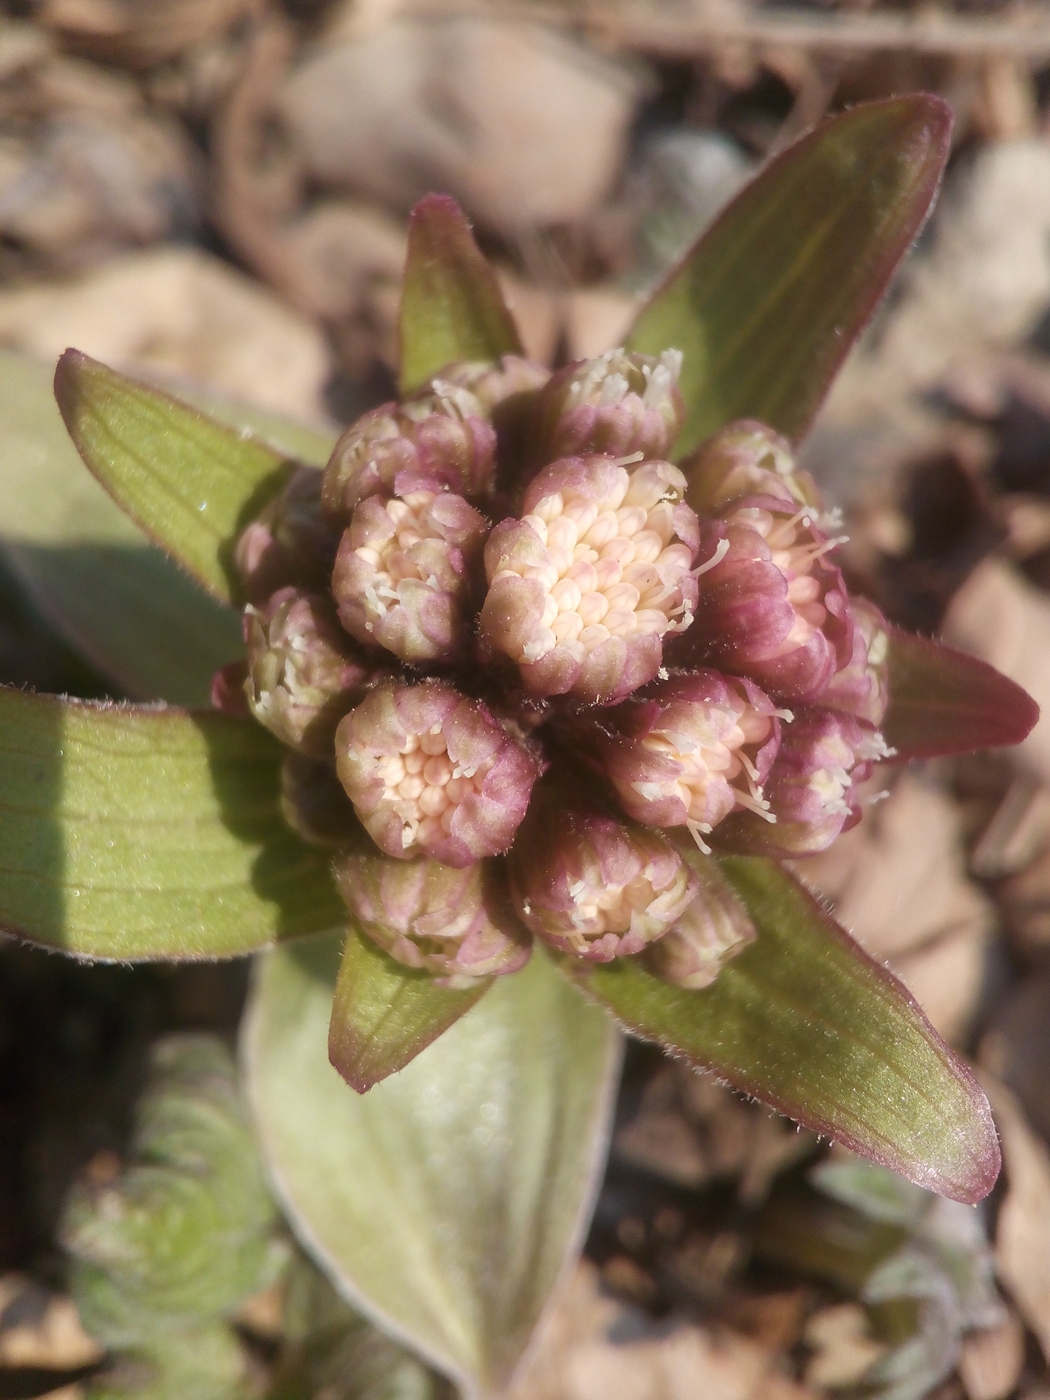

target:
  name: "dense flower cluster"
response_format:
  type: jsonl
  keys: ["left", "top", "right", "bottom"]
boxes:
{"left": 220, "top": 352, "right": 893, "bottom": 988}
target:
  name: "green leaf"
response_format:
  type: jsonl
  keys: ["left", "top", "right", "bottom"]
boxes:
{"left": 398, "top": 195, "right": 523, "bottom": 395}
{"left": 627, "top": 96, "right": 952, "bottom": 455}
{"left": 329, "top": 929, "right": 490, "bottom": 1092}
{"left": 570, "top": 857, "right": 999, "bottom": 1205}
{"left": 54, "top": 349, "right": 303, "bottom": 606}
{"left": 0, "top": 687, "right": 343, "bottom": 960}
{"left": 245, "top": 935, "right": 621, "bottom": 1394}
{"left": 0, "top": 349, "right": 242, "bottom": 703}
{"left": 883, "top": 626, "right": 1039, "bottom": 761}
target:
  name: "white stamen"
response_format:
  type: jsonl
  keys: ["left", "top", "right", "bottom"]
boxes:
{"left": 693, "top": 538, "right": 730, "bottom": 578}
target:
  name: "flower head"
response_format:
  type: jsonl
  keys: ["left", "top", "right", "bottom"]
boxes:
{"left": 718, "top": 707, "right": 892, "bottom": 854}
{"left": 480, "top": 455, "right": 699, "bottom": 704}
{"left": 321, "top": 380, "right": 497, "bottom": 524}
{"left": 331, "top": 488, "right": 488, "bottom": 664}
{"left": 279, "top": 752, "right": 363, "bottom": 848}
{"left": 243, "top": 589, "right": 375, "bottom": 757}
{"left": 822, "top": 595, "right": 891, "bottom": 727}
{"left": 642, "top": 847, "right": 756, "bottom": 989}
{"left": 670, "top": 505, "right": 853, "bottom": 703}
{"left": 573, "top": 669, "right": 784, "bottom": 845}
{"left": 234, "top": 466, "right": 341, "bottom": 605}
{"left": 682, "top": 419, "right": 819, "bottom": 520}
{"left": 334, "top": 680, "right": 539, "bottom": 867}
{"left": 334, "top": 851, "right": 530, "bottom": 988}
{"left": 227, "top": 345, "right": 912, "bottom": 995}
{"left": 509, "top": 776, "right": 698, "bottom": 961}
{"left": 533, "top": 348, "right": 685, "bottom": 464}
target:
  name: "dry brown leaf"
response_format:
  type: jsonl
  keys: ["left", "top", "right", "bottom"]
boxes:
{"left": 983, "top": 1077, "right": 1050, "bottom": 1364}
{"left": 803, "top": 1303, "right": 886, "bottom": 1390}
{"left": 0, "top": 246, "right": 331, "bottom": 419}
{"left": 508, "top": 1261, "right": 816, "bottom": 1400}
{"left": 958, "top": 1310, "right": 1026, "bottom": 1400}
{"left": 794, "top": 772, "right": 993, "bottom": 1042}
{"left": 279, "top": 19, "right": 641, "bottom": 233}
{"left": 0, "top": 1279, "right": 102, "bottom": 1369}
{"left": 36, "top": 0, "right": 252, "bottom": 68}
{"left": 615, "top": 1064, "right": 814, "bottom": 1202}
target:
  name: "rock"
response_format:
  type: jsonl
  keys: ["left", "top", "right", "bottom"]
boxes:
{"left": 280, "top": 18, "right": 641, "bottom": 234}
{"left": 0, "top": 246, "right": 330, "bottom": 419}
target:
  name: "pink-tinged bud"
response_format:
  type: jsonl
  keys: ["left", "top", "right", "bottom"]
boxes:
{"left": 578, "top": 670, "right": 784, "bottom": 845}
{"left": 321, "top": 384, "right": 496, "bottom": 523}
{"left": 642, "top": 847, "right": 756, "bottom": 989}
{"left": 480, "top": 455, "right": 699, "bottom": 705}
{"left": 335, "top": 680, "right": 539, "bottom": 866}
{"left": 822, "top": 596, "right": 891, "bottom": 728}
{"left": 234, "top": 467, "right": 340, "bottom": 605}
{"left": 682, "top": 419, "right": 821, "bottom": 519}
{"left": 533, "top": 349, "right": 685, "bottom": 464}
{"left": 438, "top": 357, "right": 552, "bottom": 492}
{"left": 715, "top": 707, "right": 893, "bottom": 855}
{"left": 508, "top": 780, "right": 698, "bottom": 961}
{"left": 244, "top": 589, "right": 375, "bottom": 758}
{"left": 279, "top": 753, "right": 363, "bottom": 847}
{"left": 668, "top": 506, "right": 853, "bottom": 703}
{"left": 211, "top": 659, "right": 250, "bottom": 717}
{"left": 436, "top": 356, "right": 551, "bottom": 414}
{"left": 331, "top": 489, "right": 489, "bottom": 665}
{"left": 333, "top": 852, "right": 531, "bottom": 987}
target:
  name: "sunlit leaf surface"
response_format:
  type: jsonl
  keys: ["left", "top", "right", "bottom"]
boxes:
{"left": 398, "top": 195, "right": 523, "bottom": 395}
{"left": 0, "top": 349, "right": 241, "bottom": 703}
{"left": 54, "top": 350, "right": 305, "bottom": 605}
{"left": 246, "top": 935, "right": 621, "bottom": 1394}
{"left": 328, "top": 928, "right": 491, "bottom": 1091}
{"left": 627, "top": 96, "right": 952, "bottom": 454}
{"left": 883, "top": 626, "right": 1039, "bottom": 761}
{"left": 572, "top": 857, "right": 999, "bottom": 1204}
{"left": 0, "top": 687, "right": 343, "bottom": 959}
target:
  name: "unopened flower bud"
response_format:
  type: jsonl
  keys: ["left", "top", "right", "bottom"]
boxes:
{"left": 333, "top": 851, "right": 530, "bottom": 987}
{"left": 335, "top": 680, "right": 539, "bottom": 867}
{"left": 716, "top": 707, "right": 893, "bottom": 855}
{"left": 438, "top": 356, "right": 552, "bottom": 492}
{"left": 234, "top": 466, "right": 341, "bottom": 605}
{"left": 436, "top": 356, "right": 551, "bottom": 415}
{"left": 682, "top": 419, "right": 820, "bottom": 519}
{"left": 279, "top": 753, "right": 363, "bottom": 847}
{"left": 669, "top": 505, "right": 853, "bottom": 702}
{"left": 321, "top": 383, "right": 496, "bottom": 524}
{"left": 822, "top": 596, "right": 891, "bottom": 727}
{"left": 480, "top": 455, "right": 699, "bottom": 705}
{"left": 534, "top": 349, "right": 685, "bottom": 464}
{"left": 509, "top": 779, "right": 698, "bottom": 961}
{"left": 331, "top": 488, "right": 489, "bottom": 664}
{"left": 578, "top": 670, "right": 783, "bottom": 845}
{"left": 642, "top": 848, "right": 756, "bottom": 989}
{"left": 244, "top": 589, "right": 374, "bottom": 757}
{"left": 211, "top": 659, "right": 250, "bottom": 717}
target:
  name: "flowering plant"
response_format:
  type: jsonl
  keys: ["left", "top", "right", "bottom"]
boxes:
{"left": 0, "top": 95, "right": 1038, "bottom": 1395}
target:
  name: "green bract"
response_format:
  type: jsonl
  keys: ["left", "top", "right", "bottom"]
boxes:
{"left": 0, "top": 95, "right": 1037, "bottom": 1398}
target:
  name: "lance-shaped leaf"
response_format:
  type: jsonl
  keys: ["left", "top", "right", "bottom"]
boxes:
{"left": 627, "top": 96, "right": 952, "bottom": 455}
{"left": 570, "top": 857, "right": 999, "bottom": 1205}
{"left": 0, "top": 349, "right": 242, "bottom": 703}
{"left": 398, "top": 195, "right": 523, "bottom": 395}
{"left": 0, "top": 687, "right": 343, "bottom": 960}
{"left": 883, "top": 626, "right": 1039, "bottom": 762}
{"left": 328, "top": 929, "right": 490, "bottom": 1092}
{"left": 54, "top": 349, "right": 303, "bottom": 606}
{"left": 245, "top": 935, "right": 621, "bottom": 1395}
